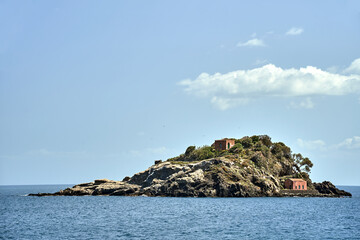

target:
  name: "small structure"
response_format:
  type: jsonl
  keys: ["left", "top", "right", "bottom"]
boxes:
{"left": 284, "top": 178, "right": 307, "bottom": 190}
{"left": 213, "top": 138, "right": 235, "bottom": 151}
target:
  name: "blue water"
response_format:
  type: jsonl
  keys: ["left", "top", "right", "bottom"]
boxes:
{"left": 1, "top": 185, "right": 360, "bottom": 239}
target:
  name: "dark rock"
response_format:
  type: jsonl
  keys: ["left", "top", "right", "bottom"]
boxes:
{"left": 122, "top": 176, "right": 131, "bottom": 182}
{"left": 313, "top": 181, "right": 352, "bottom": 197}
{"left": 154, "top": 160, "right": 162, "bottom": 165}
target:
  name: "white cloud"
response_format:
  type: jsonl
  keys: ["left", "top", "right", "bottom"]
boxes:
{"left": 290, "top": 97, "right": 314, "bottom": 109}
{"left": 179, "top": 59, "right": 360, "bottom": 109}
{"left": 237, "top": 38, "right": 265, "bottom": 47}
{"left": 337, "top": 136, "right": 360, "bottom": 149}
{"left": 297, "top": 136, "right": 360, "bottom": 151}
{"left": 344, "top": 58, "right": 360, "bottom": 74}
{"left": 211, "top": 97, "right": 249, "bottom": 110}
{"left": 297, "top": 138, "right": 326, "bottom": 150}
{"left": 286, "top": 27, "right": 304, "bottom": 35}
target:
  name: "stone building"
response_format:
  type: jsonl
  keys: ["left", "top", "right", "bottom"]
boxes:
{"left": 284, "top": 178, "right": 307, "bottom": 190}
{"left": 213, "top": 138, "right": 235, "bottom": 151}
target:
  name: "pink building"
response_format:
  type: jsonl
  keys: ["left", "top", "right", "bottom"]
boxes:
{"left": 213, "top": 138, "right": 235, "bottom": 151}
{"left": 284, "top": 178, "right": 307, "bottom": 190}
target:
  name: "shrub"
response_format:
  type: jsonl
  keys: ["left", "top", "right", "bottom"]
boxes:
{"left": 168, "top": 145, "right": 216, "bottom": 162}
{"left": 250, "top": 135, "right": 260, "bottom": 144}
{"left": 185, "top": 146, "right": 196, "bottom": 156}
{"left": 259, "top": 135, "right": 272, "bottom": 147}
{"left": 254, "top": 142, "right": 270, "bottom": 157}
{"left": 238, "top": 137, "right": 253, "bottom": 148}
{"left": 271, "top": 142, "right": 291, "bottom": 159}
{"left": 192, "top": 146, "right": 215, "bottom": 161}
{"left": 229, "top": 143, "right": 243, "bottom": 153}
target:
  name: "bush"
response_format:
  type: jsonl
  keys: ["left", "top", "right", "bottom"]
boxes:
{"left": 254, "top": 142, "right": 269, "bottom": 157}
{"left": 260, "top": 135, "right": 272, "bottom": 147}
{"left": 185, "top": 146, "right": 196, "bottom": 156}
{"left": 250, "top": 135, "right": 260, "bottom": 144}
{"left": 167, "top": 145, "right": 217, "bottom": 162}
{"left": 188, "top": 146, "right": 215, "bottom": 161}
{"left": 271, "top": 142, "right": 291, "bottom": 159}
{"left": 238, "top": 137, "right": 253, "bottom": 148}
{"left": 229, "top": 143, "right": 243, "bottom": 153}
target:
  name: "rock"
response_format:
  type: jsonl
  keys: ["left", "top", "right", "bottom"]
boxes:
{"left": 30, "top": 159, "right": 351, "bottom": 198}
{"left": 94, "top": 179, "right": 117, "bottom": 185}
{"left": 122, "top": 176, "right": 131, "bottom": 182}
{"left": 313, "top": 181, "right": 352, "bottom": 197}
{"left": 154, "top": 160, "right": 162, "bottom": 165}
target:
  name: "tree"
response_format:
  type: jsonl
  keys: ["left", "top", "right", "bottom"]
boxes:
{"left": 300, "top": 157, "right": 313, "bottom": 173}
{"left": 260, "top": 135, "right": 272, "bottom": 147}
{"left": 292, "top": 153, "right": 313, "bottom": 173}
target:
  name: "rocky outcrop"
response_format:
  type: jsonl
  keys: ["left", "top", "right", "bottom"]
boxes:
{"left": 29, "top": 136, "right": 352, "bottom": 198}
{"left": 29, "top": 158, "right": 351, "bottom": 198}
{"left": 313, "top": 181, "right": 352, "bottom": 197}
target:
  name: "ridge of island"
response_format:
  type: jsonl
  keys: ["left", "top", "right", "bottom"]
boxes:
{"left": 30, "top": 135, "right": 352, "bottom": 197}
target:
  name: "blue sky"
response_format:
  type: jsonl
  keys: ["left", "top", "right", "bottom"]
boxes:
{"left": 1, "top": 0, "right": 360, "bottom": 185}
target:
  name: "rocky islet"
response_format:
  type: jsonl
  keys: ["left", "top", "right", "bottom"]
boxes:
{"left": 30, "top": 135, "right": 352, "bottom": 198}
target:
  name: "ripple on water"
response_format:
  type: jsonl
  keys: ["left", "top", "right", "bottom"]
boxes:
{"left": 0, "top": 185, "right": 360, "bottom": 240}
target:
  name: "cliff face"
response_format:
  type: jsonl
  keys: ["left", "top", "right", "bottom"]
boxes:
{"left": 29, "top": 135, "right": 351, "bottom": 198}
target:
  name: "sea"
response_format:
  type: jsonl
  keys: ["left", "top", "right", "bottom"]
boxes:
{"left": 1, "top": 185, "right": 359, "bottom": 240}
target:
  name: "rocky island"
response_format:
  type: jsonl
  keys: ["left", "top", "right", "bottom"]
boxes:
{"left": 30, "top": 135, "right": 351, "bottom": 197}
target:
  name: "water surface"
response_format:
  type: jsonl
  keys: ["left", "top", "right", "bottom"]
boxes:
{"left": 1, "top": 185, "right": 359, "bottom": 239}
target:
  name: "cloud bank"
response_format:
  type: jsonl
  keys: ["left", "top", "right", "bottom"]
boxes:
{"left": 337, "top": 136, "right": 360, "bottom": 149}
{"left": 286, "top": 27, "right": 304, "bottom": 35}
{"left": 237, "top": 38, "right": 265, "bottom": 47}
{"left": 344, "top": 58, "right": 360, "bottom": 74}
{"left": 179, "top": 58, "right": 360, "bottom": 110}
{"left": 297, "top": 139, "right": 326, "bottom": 150}
{"left": 297, "top": 136, "right": 360, "bottom": 150}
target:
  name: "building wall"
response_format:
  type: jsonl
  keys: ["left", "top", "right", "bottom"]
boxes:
{"left": 284, "top": 179, "right": 307, "bottom": 190}
{"left": 214, "top": 139, "right": 235, "bottom": 151}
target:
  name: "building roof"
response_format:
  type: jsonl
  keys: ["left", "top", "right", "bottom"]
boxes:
{"left": 215, "top": 138, "right": 235, "bottom": 142}
{"left": 287, "top": 178, "right": 306, "bottom": 182}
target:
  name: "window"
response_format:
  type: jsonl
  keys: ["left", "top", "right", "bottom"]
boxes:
{"left": 219, "top": 143, "right": 222, "bottom": 148}
{"left": 228, "top": 143, "right": 230, "bottom": 149}
{"left": 302, "top": 185, "right": 304, "bottom": 189}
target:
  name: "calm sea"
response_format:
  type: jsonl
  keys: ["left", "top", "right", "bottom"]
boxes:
{"left": 1, "top": 185, "right": 359, "bottom": 240}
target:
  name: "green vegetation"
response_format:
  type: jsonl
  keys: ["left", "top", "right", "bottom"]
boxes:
{"left": 168, "top": 145, "right": 216, "bottom": 162}
{"left": 293, "top": 153, "right": 314, "bottom": 173}
{"left": 229, "top": 143, "right": 243, "bottom": 153}
{"left": 167, "top": 135, "right": 313, "bottom": 178}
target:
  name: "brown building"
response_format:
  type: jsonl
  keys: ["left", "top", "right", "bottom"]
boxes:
{"left": 213, "top": 138, "right": 235, "bottom": 151}
{"left": 284, "top": 178, "right": 307, "bottom": 190}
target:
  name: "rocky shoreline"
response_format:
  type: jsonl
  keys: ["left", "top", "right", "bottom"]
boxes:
{"left": 29, "top": 158, "right": 351, "bottom": 198}
{"left": 30, "top": 136, "right": 352, "bottom": 198}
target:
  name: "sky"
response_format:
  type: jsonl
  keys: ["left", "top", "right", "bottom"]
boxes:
{"left": 1, "top": 0, "right": 360, "bottom": 186}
